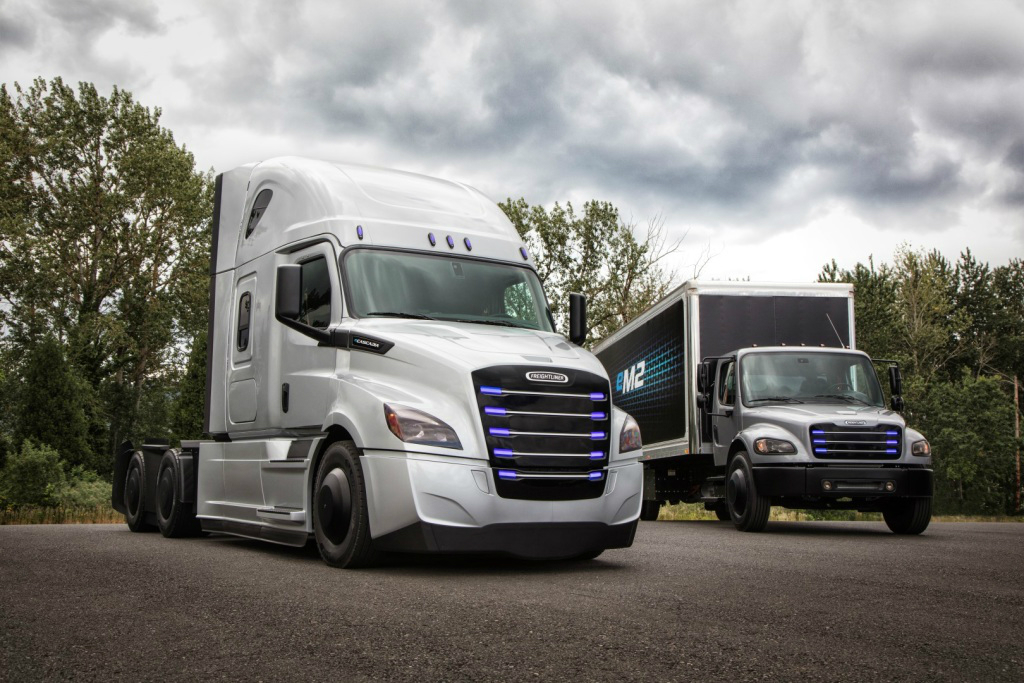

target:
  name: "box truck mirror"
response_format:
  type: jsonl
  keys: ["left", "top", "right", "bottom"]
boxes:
{"left": 887, "top": 365, "right": 903, "bottom": 397}
{"left": 276, "top": 264, "right": 302, "bottom": 321}
{"left": 569, "top": 293, "right": 587, "bottom": 345}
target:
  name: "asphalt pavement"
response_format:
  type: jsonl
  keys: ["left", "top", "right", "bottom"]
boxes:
{"left": 1, "top": 520, "right": 1022, "bottom": 682}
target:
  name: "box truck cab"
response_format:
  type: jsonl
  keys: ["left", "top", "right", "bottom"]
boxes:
{"left": 595, "top": 281, "right": 933, "bottom": 534}
{"left": 112, "top": 157, "right": 644, "bottom": 566}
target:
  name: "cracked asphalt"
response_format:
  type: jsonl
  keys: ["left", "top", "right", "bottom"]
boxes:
{"left": 1, "top": 521, "right": 1022, "bottom": 682}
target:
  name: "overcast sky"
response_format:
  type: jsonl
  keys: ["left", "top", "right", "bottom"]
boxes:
{"left": 2, "top": 0, "right": 1023, "bottom": 281}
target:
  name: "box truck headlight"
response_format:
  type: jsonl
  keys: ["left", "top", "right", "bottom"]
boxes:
{"left": 619, "top": 415, "right": 642, "bottom": 453}
{"left": 753, "top": 438, "right": 796, "bottom": 455}
{"left": 383, "top": 404, "right": 462, "bottom": 450}
{"left": 911, "top": 439, "right": 931, "bottom": 456}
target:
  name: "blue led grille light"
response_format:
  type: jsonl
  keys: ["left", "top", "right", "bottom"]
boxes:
{"left": 494, "top": 448, "right": 515, "bottom": 458}
{"left": 590, "top": 431, "right": 606, "bottom": 440}
{"left": 886, "top": 431, "right": 899, "bottom": 436}
{"left": 498, "top": 470, "right": 517, "bottom": 480}
{"left": 590, "top": 392, "right": 606, "bottom": 401}
{"left": 589, "top": 451, "right": 603, "bottom": 460}
{"left": 590, "top": 412, "right": 607, "bottom": 420}
{"left": 886, "top": 449, "right": 898, "bottom": 454}
{"left": 886, "top": 440, "right": 898, "bottom": 445}
{"left": 588, "top": 472, "right": 604, "bottom": 481}
{"left": 812, "top": 429, "right": 825, "bottom": 435}
{"left": 480, "top": 386, "right": 502, "bottom": 395}
{"left": 484, "top": 407, "right": 507, "bottom": 416}
{"left": 489, "top": 427, "right": 511, "bottom": 437}
{"left": 815, "top": 448, "right": 827, "bottom": 453}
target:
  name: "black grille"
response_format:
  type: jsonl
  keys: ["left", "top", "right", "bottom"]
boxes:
{"left": 810, "top": 423, "right": 903, "bottom": 460}
{"left": 472, "top": 366, "right": 612, "bottom": 500}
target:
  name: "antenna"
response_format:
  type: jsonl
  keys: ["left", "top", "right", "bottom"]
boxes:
{"left": 825, "top": 313, "right": 845, "bottom": 348}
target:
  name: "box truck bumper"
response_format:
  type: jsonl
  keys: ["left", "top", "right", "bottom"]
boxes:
{"left": 362, "top": 451, "right": 643, "bottom": 558}
{"left": 753, "top": 466, "right": 934, "bottom": 499}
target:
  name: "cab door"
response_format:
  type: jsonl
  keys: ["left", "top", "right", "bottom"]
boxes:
{"left": 279, "top": 242, "right": 343, "bottom": 431}
{"left": 711, "top": 357, "right": 740, "bottom": 467}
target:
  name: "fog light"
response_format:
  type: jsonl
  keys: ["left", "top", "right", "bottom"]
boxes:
{"left": 885, "top": 481, "right": 896, "bottom": 492}
{"left": 822, "top": 480, "right": 833, "bottom": 491}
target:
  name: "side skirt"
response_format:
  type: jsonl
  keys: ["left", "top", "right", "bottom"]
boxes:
{"left": 201, "top": 518, "right": 309, "bottom": 547}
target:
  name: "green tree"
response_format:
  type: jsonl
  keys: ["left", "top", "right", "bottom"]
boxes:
{"left": 172, "top": 331, "right": 208, "bottom": 441}
{"left": 499, "top": 198, "right": 680, "bottom": 345}
{"left": 0, "top": 78, "right": 213, "bottom": 464}
{"left": 13, "top": 335, "right": 99, "bottom": 471}
{"left": 0, "top": 441, "right": 67, "bottom": 507}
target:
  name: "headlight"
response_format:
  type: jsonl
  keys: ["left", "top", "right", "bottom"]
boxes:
{"left": 753, "top": 438, "right": 796, "bottom": 455}
{"left": 383, "top": 404, "right": 462, "bottom": 449}
{"left": 619, "top": 414, "right": 642, "bottom": 453}
{"left": 911, "top": 439, "right": 931, "bottom": 456}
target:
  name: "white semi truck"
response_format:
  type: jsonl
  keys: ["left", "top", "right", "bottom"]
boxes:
{"left": 594, "top": 281, "right": 933, "bottom": 534}
{"left": 112, "top": 157, "right": 644, "bottom": 566}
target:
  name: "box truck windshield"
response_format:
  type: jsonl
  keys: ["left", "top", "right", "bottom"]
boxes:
{"left": 344, "top": 248, "right": 554, "bottom": 331}
{"left": 740, "top": 351, "right": 885, "bottom": 407}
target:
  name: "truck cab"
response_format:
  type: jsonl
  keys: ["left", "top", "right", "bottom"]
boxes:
{"left": 112, "top": 157, "right": 644, "bottom": 566}
{"left": 699, "top": 347, "right": 932, "bottom": 533}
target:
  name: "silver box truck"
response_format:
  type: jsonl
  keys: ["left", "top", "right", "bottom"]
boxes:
{"left": 594, "top": 281, "right": 933, "bottom": 534}
{"left": 111, "top": 157, "right": 644, "bottom": 566}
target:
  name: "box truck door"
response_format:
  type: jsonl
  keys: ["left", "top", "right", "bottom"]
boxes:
{"left": 712, "top": 358, "right": 740, "bottom": 466}
{"left": 280, "top": 243, "right": 341, "bottom": 430}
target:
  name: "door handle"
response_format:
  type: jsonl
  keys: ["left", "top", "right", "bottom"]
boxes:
{"left": 282, "top": 383, "right": 290, "bottom": 413}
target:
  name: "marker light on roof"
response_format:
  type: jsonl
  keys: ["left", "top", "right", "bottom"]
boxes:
{"left": 356, "top": 225, "right": 364, "bottom": 240}
{"left": 428, "top": 233, "right": 436, "bottom": 246}
{"left": 446, "top": 235, "right": 455, "bottom": 248}
{"left": 520, "top": 247, "right": 528, "bottom": 260}
{"left": 464, "top": 238, "right": 472, "bottom": 251}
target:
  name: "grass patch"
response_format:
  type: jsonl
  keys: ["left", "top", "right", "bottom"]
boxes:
{"left": 658, "top": 502, "right": 1022, "bottom": 523}
{"left": 1, "top": 505, "right": 122, "bottom": 525}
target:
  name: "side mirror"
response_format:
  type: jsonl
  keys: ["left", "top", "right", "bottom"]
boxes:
{"left": 888, "top": 365, "right": 904, "bottom": 412}
{"left": 697, "top": 361, "right": 711, "bottom": 393}
{"left": 569, "top": 293, "right": 587, "bottom": 345}
{"left": 276, "top": 265, "right": 301, "bottom": 321}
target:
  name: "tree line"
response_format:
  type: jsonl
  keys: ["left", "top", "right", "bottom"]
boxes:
{"left": 1, "top": 78, "right": 1021, "bottom": 515}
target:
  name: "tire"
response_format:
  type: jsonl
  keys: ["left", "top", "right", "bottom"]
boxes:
{"left": 726, "top": 451, "right": 771, "bottom": 532}
{"left": 883, "top": 497, "right": 931, "bottom": 535}
{"left": 155, "top": 450, "right": 202, "bottom": 538}
{"left": 713, "top": 501, "right": 731, "bottom": 521}
{"left": 639, "top": 500, "right": 662, "bottom": 521}
{"left": 312, "top": 440, "right": 379, "bottom": 568}
{"left": 123, "top": 452, "right": 153, "bottom": 532}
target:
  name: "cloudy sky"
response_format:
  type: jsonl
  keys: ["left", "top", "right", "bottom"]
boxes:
{"left": 2, "top": 0, "right": 1023, "bottom": 281}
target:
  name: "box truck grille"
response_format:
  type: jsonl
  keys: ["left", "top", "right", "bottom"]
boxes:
{"left": 472, "top": 366, "right": 612, "bottom": 500}
{"left": 809, "top": 423, "right": 903, "bottom": 460}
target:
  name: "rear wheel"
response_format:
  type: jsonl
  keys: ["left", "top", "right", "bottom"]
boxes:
{"left": 123, "top": 452, "right": 153, "bottom": 532}
{"left": 883, "top": 498, "right": 931, "bottom": 535}
{"left": 713, "top": 501, "right": 731, "bottom": 521}
{"left": 155, "top": 450, "right": 201, "bottom": 538}
{"left": 640, "top": 500, "right": 662, "bottom": 521}
{"left": 313, "top": 440, "right": 379, "bottom": 568}
{"left": 727, "top": 452, "right": 770, "bottom": 532}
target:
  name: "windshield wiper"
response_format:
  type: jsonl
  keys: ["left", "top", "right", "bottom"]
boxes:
{"left": 439, "top": 318, "right": 532, "bottom": 329}
{"left": 813, "top": 394, "right": 873, "bottom": 406}
{"left": 747, "top": 396, "right": 804, "bottom": 404}
{"left": 365, "top": 311, "right": 437, "bottom": 320}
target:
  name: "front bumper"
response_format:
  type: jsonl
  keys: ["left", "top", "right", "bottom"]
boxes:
{"left": 361, "top": 450, "right": 643, "bottom": 558}
{"left": 753, "top": 465, "right": 933, "bottom": 499}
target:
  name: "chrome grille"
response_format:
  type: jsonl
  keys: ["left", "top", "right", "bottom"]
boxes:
{"left": 810, "top": 423, "right": 903, "bottom": 460}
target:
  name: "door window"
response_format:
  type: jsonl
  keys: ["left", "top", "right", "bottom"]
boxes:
{"left": 237, "top": 292, "right": 251, "bottom": 351}
{"left": 718, "top": 360, "right": 735, "bottom": 407}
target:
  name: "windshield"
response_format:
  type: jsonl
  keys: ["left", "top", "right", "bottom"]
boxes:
{"left": 740, "top": 351, "right": 885, "bottom": 407}
{"left": 344, "top": 249, "right": 554, "bottom": 332}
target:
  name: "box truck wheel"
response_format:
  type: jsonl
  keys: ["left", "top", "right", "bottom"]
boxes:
{"left": 156, "top": 450, "right": 201, "bottom": 538}
{"left": 123, "top": 452, "right": 153, "bottom": 533}
{"left": 313, "top": 440, "right": 379, "bottom": 568}
{"left": 640, "top": 500, "right": 662, "bottom": 521}
{"left": 883, "top": 497, "right": 931, "bottom": 535}
{"left": 727, "top": 452, "right": 770, "bottom": 532}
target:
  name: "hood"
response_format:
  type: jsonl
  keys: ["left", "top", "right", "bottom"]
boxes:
{"left": 744, "top": 403, "right": 905, "bottom": 430}
{"left": 349, "top": 318, "right": 594, "bottom": 367}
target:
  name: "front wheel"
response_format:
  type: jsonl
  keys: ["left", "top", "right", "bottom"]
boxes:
{"left": 639, "top": 500, "right": 662, "bottom": 521}
{"left": 883, "top": 498, "right": 931, "bottom": 535}
{"left": 313, "top": 440, "right": 379, "bottom": 568}
{"left": 726, "top": 452, "right": 771, "bottom": 532}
